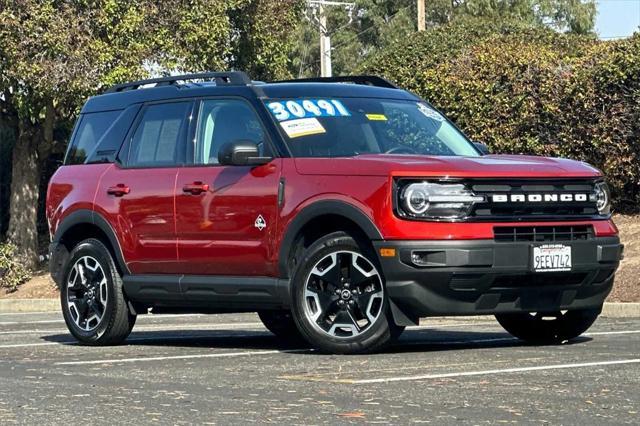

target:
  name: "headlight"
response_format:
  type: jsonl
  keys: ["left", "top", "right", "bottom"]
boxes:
{"left": 594, "top": 181, "right": 611, "bottom": 215}
{"left": 399, "top": 181, "right": 484, "bottom": 220}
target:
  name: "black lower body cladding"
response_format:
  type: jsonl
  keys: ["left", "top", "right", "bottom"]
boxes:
{"left": 48, "top": 241, "right": 70, "bottom": 288}
{"left": 373, "top": 237, "right": 623, "bottom": 322}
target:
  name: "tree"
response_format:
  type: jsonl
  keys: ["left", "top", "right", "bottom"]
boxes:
{"left": 0, "top": 0, "right": 304, "bottom": 267}
{"left": 294, "top": 0, "right": 596, "bottom": 77}
{"left": 230, "top": 0, "right": 306, "bottom": 80}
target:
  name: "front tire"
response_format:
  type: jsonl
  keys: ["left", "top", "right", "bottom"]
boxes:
{"left": 290, "top": 231, "right": 401, "bottom": 354}
{"left": 60, "top": 238, "right": 136, "bottom": 345}
{"left": 495, "top": 308, "right": 601, "bottom": 344}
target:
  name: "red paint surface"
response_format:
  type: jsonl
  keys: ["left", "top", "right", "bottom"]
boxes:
{"left": 47, "top": 154, "right": 617, "bottom": 276}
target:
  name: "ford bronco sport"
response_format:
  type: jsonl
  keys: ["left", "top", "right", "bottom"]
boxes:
{"left": 47, "top": 72, "right": 623, "bottom": 354}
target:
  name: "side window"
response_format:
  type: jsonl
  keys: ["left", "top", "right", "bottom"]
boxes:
{"left": 126, "top": 102, "right": 192, "bottom": 167}
{"left": 194, "top": 99, "right": 267, "bottom": 165}
{"left": 65, "top": 110, "right": 120, "bottom": 165}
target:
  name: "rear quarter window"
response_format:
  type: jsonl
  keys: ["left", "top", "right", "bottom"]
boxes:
{"left": 65, "top": 110, "right": 120, "bottom": 165}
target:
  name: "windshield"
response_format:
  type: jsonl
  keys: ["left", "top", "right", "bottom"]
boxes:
{"left": 264, "top": 97, "right": 479, "bottom": 158}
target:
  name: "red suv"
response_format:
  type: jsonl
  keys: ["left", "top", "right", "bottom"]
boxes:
{"left": 46, "top": 72, "right": 623, "bottom": 354}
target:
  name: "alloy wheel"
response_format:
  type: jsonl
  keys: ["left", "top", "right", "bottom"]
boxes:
{"left": 303, "top": 250, "right": 384, "bottom": 338}
{"left": 66, "top": 256, "right": 108, "bottom": 332}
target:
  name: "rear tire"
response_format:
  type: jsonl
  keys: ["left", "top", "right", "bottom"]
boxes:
{"left": 60, "top": 238, "right": 135, "bottom": 345}
{"left": 495, "top": 308, "right": 600, "bottom": 344}
{"left": 258, "top": 310, "right": 304, "bottom": 341}
{"left": 290, "top": 231, "right": 401, "bottom": 354}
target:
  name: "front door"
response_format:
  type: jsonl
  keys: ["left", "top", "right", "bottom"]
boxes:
{"left": 175, "top": 98, "right": 280, "bottom": 276}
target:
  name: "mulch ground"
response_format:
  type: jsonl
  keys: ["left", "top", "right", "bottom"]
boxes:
{"left": 1, "top": 271, "right": 58, "bottom": 299}
{"left": 608, "top": 214, "right": 640, "bottom": 302}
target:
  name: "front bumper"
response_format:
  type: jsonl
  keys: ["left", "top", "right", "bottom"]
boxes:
{"left": 373, "top": 236, "right": 623, "bottom": 322}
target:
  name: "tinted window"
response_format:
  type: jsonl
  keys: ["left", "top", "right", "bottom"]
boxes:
{"left": 66, "top": 110, "right": 120, "bottom": 165}
{"left": 127, "top": 102, "right": 192, "bottom": 167}
{"left": 194, "top": 99, "right": 266, "bottom": 165}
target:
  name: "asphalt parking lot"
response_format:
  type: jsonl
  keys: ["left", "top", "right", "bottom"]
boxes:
{"left": 0, "top": 311, "right": 638, "bottom": 424}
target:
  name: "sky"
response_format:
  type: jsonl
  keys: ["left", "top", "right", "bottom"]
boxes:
{"left": 595, "top": 0, "right": 640, "bottom": 39}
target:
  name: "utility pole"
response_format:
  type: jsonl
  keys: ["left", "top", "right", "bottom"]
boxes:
{"left": 417, "top": 0, "right": 426, "bottom": 31}
{"left": 306, "top": 1, "right": 356, "bottom": 77}
{"left": 319, "top": 3, "right": 331, "bottom": 77}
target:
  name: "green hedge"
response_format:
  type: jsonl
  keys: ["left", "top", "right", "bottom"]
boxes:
{"left": 362, "top": 20, "right": 640, "bottom": 212}
{"left": 0, "top": 243, "right": 31, "bottom": 292}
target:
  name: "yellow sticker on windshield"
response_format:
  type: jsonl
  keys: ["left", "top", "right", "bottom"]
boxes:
{"left": 366, "top": 113, "right": 387, "bottom": 121}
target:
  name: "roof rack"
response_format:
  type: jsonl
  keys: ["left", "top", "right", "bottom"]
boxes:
{"left": 104, "top": 71, "right": 252, "bottom": 93}
{"left": 274, "top": 75, "right": 399, "bottom": 89}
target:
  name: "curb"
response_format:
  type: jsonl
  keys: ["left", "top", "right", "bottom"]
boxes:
{"left": 0, "top": 299, "right": 639, "bottom": 317}
{"left": 601, "top": 302, "right": 640, "bottom": 318}
{"left": 0, "top": 298, "right": 59, "bottom": 313}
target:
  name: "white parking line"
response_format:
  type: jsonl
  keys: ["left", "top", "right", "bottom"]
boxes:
{"left": 0, "top": 332, "right": 268, "bottom": 349}
{"left": 0, "top": 319, "right": 64, "bottom": 325}
{"left": 351, "top": 359, "right": 640, "bottom": 384}
{"left": 0, "top": 313, "right": 208, "bottom": 325}
{"left": 586, "top": 330, "right": 640, "bottom": 336}
{"left": 0, "top": 342, "right": 61, "bottom": 349}
{"left": 0, "top": 322, "right": 266, "bottom": 335}
{"left": 55, "top": 348, "right": 313, "bottom": 365}
{"left": 0, "top": 311, "right": 58, "bottom": 316}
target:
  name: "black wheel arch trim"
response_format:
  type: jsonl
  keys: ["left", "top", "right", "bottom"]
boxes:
{"left": 51, "top": 209, "right": 130, "bottom": 276}
{"left": 278, "top": 200, "right": 383, "bottom": 279}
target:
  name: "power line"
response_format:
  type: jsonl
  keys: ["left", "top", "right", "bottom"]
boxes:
{"left": 301, "top": 3, "right": 413, "bottom": 73}
{"left": 306, "top": 0, "right": 356, "bottom": 77}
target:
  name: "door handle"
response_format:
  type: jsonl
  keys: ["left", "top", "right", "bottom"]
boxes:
{"left": 182, "top": 182, "right": 210, "bottom": 195}
{"left": 107, "top": 184, "right": 130, "bottom": 197}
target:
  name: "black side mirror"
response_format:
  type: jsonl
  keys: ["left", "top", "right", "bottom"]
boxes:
{"left": 473, "top": 142, "right": 490, "bottom": 155}
{"left": 218, "top": 140, "right": 272, "bottom": 166}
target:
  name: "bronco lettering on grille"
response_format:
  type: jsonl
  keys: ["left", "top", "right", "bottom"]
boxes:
{"left": 492, "top": 193, "right": 590, "bottom": 203}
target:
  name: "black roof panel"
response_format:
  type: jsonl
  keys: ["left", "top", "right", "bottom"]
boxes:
{"left": 81, "top": 80, "right": 419, "bottom": 113}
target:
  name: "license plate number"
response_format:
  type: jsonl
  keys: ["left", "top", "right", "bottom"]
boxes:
{"left": 532, "top": 244, "right": 572, "bottom": 272}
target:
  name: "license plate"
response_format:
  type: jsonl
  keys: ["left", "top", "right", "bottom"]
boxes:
{"left": 532, "top": 244, "right": 572, "bottom": 272}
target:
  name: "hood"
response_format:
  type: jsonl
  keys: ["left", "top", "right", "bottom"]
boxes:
{"left": 294, "top": 154, "right": 601, "bottom": 179}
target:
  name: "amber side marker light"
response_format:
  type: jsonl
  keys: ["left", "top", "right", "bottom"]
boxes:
{"left": 379, "top": 248, "right": 396, "bottom": 257}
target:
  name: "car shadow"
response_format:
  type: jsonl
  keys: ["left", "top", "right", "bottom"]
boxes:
{"left": 40, "top": 328, "right": 592, "bottom": 354}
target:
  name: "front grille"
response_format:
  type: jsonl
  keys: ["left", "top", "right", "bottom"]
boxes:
{"left": 469, "top": 179, "right": 599, "bottom": 220}
{"left": 494, "top": 225, "right": 594, "bottom": 242}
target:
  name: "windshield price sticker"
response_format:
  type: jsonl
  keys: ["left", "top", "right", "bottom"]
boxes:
{"left": 417, "top": 103, "right": 444, "bottom": 122}
{"left": 268, "top": 99, "right": 351, "bottom": 121}
{"left": 279, "top": 117, "right": 327, "bottom": 139}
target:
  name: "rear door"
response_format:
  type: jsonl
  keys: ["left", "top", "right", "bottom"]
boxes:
{"left": 97, "top": 100, "right": 193, "bottom": 274}
{"left": 174, "top": 98, "right": 281, "bottom": 276}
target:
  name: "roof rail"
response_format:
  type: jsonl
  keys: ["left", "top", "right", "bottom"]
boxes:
{"left": 104, "top": 71, "right": 252, "bottom": 93}
{"left": 274, "top": 75, "right": 399, "bottom": 89}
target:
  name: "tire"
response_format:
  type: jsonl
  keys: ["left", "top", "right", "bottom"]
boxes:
{"left": 495, "top": 308, "right": 601, "bottom": 344}
{"left": 258, "top": 310, "right": 304, "bottom": 342}
{"left": 60, "top": 238, "right": 136, "bottom": 345}
{"left": 290, "top": 231, "right": 401, "bottom": 354}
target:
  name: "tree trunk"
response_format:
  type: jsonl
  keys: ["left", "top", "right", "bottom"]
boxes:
{"left": 7, "top": 126, "right": 40, "bottom": 270}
